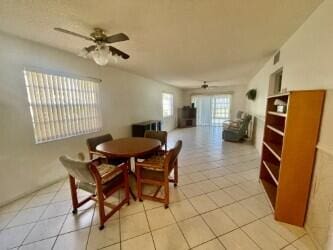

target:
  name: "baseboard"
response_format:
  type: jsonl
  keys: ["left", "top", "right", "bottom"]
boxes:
{"left": 305, "top": 224, "right": 324, "bottom": 250}
{"left": 303, "top": 145, "right": 333, "bottom": 250}
{"left": 316, "top": 143, "right": 333, "bottom": 156}
{"left": 0, "top": 175, "right": 67, "bottom": 208}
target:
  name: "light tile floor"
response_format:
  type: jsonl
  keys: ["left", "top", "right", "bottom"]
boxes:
{"left": 0, "top": 127, "right": 319, "bottom": 249}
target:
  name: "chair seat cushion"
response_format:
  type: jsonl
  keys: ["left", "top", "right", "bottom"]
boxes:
{"left": 97, "top": 164, "right": 122, "bottom": 184}
{"left": 137, "top": 155, "right": 165, "bottom": 171}
{"left": 223, "top": 120, "right": 241, "bottom": 130}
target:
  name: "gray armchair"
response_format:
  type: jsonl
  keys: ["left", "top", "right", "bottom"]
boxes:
{"left": 223, "top": 114, "right": 251, "bottom": 142}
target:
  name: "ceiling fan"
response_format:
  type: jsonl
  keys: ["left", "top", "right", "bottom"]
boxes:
{"left": 200, "top": 81, "right": 219, "bottom": 89}
{"left": 54, "top": 27, "right": 130, "bottom": 66}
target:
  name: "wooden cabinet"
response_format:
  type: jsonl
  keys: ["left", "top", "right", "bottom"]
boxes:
{"left": 260, "top": 90, "right": 325, "bottom": 226}
{"left": 178, "top": 107, "right": 196, "bottom": 128}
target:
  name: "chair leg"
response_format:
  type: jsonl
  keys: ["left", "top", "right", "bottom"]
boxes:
{"left": 69, "top": 175, "right": 79, "bottom": 214}
{"left": 174, "top": 160, "right": 178, "bottom": 187}
{"left": 96, "top": 186, "right": 106, "bottom": 230}
{"left": 124, "top": 167, "right": 130, "bottom": 205}
{"left": 136, "top": 166, "right": 143, "bottom": 202}
{"left": 164, "top": 179, "right": 169, "bottom": 209}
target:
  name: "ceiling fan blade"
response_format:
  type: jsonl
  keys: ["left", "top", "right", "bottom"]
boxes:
{"left": 109, "top": 46, "right": 130, "bottom": 59}
{"left": 105, "top": 33, "right": 129, "bottom": 43}
{"left": 54, "top": 27, "right": 94, "bottom": 41}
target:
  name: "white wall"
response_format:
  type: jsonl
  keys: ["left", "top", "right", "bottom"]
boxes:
{"left": 182, "top": 84, "right": 247, "bottom": 119}
{"left": 0, "top": 32, "right": 183, "bottom": 205}
{"left": 245, "top": 1, "right": 333, "bottom": 248}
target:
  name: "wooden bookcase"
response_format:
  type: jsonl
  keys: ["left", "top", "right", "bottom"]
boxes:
{"left": 260, "top": 90, "right": 325, "bottom": 226}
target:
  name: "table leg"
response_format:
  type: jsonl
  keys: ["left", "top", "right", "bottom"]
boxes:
{"left": 128, "top": 158, "right": 137, "bottom": 201}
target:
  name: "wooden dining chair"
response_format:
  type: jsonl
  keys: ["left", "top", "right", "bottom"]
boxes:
{"left": 87, "top": 134, "right": 113, "bottom": 159}
{"left": 144, "top": 130, "right": 168, "bottom": 152}
{"left": 135, "top": 140, "right": 182, "bottom": 208}
{"left": 59, "top": 155, "right": 130, "bottom": 230}
{"left": 86, "top": 134, "right": 126, "bottom": 165}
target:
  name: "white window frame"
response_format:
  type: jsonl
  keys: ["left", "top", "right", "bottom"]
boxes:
{"left": 162, "top": 93, "right": 174, "bottom": 118}
{"left": 211, "top": 95, "right": 232, "bottom": 126}
{"left": 23, "top": 69, "right": 102, "bottom": 144}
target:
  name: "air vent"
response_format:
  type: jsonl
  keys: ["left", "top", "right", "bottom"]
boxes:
{"left": 274, "top": 51, "right": 280, "bottom": 65}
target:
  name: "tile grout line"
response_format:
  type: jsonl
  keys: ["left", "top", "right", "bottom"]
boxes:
{"left": 140, "top": 196, "right": 157, "bottom": 250}
{"left": 17, "top": 181, "right": 64, "bottom": 249}
{"left": 51, "top": 180, "right": 75, "bottom": 249}
{"left": 0, "top": 190, "right": 39, "bottom": 233}
{"left": 167, "top": 198, "right": 192, "bottom": 249}
{"left": 85, "top": 204, "right": 97, "bottom": 250}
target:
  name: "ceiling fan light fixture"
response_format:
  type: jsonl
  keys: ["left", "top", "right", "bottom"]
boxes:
{"left": 91, "top": 45, "right": 110, "bottom": 66}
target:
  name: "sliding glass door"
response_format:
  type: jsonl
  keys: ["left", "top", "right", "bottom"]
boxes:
{"left": 191, "top": 94, "right": 231, "bottom": 126}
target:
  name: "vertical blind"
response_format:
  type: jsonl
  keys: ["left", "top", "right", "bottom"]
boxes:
{"left": 162, "top": 93, "right": 174, "bottom": 117}
{"left": 192, "top": 94, "right": 231, "bottom": 126}
{"left": 23, "top": 70, "right": 102, "bottom": 144}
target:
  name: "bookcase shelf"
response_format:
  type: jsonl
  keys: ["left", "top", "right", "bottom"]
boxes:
{"left": 260, "top": 90, "right": 325, "bottom": 226}
{"left": 263, "top": 160, "right": 279, "bottom": 185}
{"left": 267, "top": 92, "right": 290, "bottom": 99}
{"left": 263, "top": 141, "right": 282, "bottom": 161}
{"left": 267, "top": 111, "right": 287, "bottom": 118}
{"left": 267, "top": 125, "right": 284, "bottom": 136}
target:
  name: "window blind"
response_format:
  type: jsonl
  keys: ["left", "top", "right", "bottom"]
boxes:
{"left": 23, "top": 70, "right": 102, "bottom": 144}
{"left": 162, "top": 93, "right": 173, "bottom": 117}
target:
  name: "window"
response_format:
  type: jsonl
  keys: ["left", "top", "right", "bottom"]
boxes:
{"left": 191, "top": 94, "right": 231, "bottom": 126}
{"left": 24, "top": 70, "right": 102, "bottom": 144}
{"left": 162, "top": 93, "right": 173, "bottom": 117}
{"left": 211, "top": 95, "right": 231, "bottom": 126}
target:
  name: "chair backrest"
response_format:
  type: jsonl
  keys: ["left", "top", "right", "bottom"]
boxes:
{"left": 86, "top": 134, "right": 113, "bottom": 152}
{"left": 165, "top": 140, "right": 182, "bottom": 172}
{"left": 59, "top": 155, "right": 95, "bottom": 184}
{"left": 144, "top": 130, "right": 167, "bottom": 149}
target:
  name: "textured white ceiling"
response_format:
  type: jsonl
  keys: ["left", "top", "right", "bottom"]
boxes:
{"left": 0, "top": 0, "right": 322, "bottom": 88}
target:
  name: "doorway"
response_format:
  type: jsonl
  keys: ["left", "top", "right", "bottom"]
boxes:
{"left": 191, "top": 95, "right": 232, "bottom": 126}
{"left": 269, "top": 68, "right": 283, "bottom": 96}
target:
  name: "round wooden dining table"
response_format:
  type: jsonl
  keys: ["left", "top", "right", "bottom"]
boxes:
{"left": 96, "top": 137, "right": 161, "bottom": 200}
{"left": 96, "top": 137, "right": 161, "bottom": 159}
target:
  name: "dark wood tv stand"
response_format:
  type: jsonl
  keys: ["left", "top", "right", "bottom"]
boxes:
{"left": 178, "top": 107, "right": 196, "bottom": 128}
{"left": 132, "top": 120, "right": 162, "bottom": 137}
